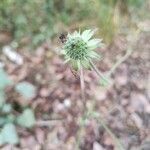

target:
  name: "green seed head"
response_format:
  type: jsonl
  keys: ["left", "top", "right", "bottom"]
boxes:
{"left": 62, "top": 29, "right": 103, "bottom": 70}
{"left": 64, "top": 37, "right": 88, "bottom": 60}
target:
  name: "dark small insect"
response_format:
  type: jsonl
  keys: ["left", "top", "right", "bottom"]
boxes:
{"left": 59, "top": 33, "right": 67, "bottom": 43}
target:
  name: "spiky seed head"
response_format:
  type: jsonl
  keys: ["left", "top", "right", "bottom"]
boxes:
{"left": 62, "top": 29, "right": 103, "bottom": 70}
{"left": 64, "top": 37, "right": 88, "bottom": 60}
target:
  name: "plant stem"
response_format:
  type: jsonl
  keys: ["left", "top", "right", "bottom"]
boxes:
{"left": 75, "top": 66, "right": 86, "bottom": 150}
{"left": 88, "top": 61, "right": 124, "bottom": 149}
{"left": 80, "top": 65, "right": 86, "bottom": 109}
{"left": 89, "top": 60, "right": 110, "bottom": 83}
{"left": 96, "top": 114, "right": 124, "bottom": 150}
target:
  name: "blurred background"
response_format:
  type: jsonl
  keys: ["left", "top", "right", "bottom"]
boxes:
{"left": 0, "top": 0, "right": 149, "bottom": 45}
{"left": 0, "top": 0, "right": 150, "bottom": 150}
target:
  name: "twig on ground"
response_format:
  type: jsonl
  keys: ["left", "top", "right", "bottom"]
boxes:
{"left": 107, "top": 48, "right": 133, "bottom": 76}
{"left": 36, "top": 119, "right": 64, "bottom": 127}
{"left": 96, "top": 113, "right": 125, "bottom": 150}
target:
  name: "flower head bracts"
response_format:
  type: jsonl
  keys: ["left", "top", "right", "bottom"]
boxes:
{"left": 62, "top": 29, "right": 103, "bottom": 70}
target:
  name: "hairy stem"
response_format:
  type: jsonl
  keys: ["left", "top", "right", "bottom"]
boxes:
{"left": 80, "top": 65, "right": 86, "bottom": 108}
{"left": 88, "top": 60, "right": 124, "bottom": 149}
{"left": 96, "top": 114, "right": 124, "bottom": 150}
{"left": 89, "top": 59, "right": 110, "bottom": 83}
{"left": 76, "top": 66, "right": 86, "bottom": 150}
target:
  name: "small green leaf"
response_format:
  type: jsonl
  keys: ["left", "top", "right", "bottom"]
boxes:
{"left": 1, "top": 104, "right": 12, "bottom": 113}
{"left": 0, "top": 115, "right": 15, "bottom": 126}
{"left": 0, "top": 123, "right": 19, "bottom": 145}
{"left": 6, "top": 114, "right": 15, "bottom": 123}
{"left": 15, "top": 82, "right": 36, "bottom": 99}
{"left": 99, "top": 76, "right": 111, "bottom": 87}
{"left": 0, "top": 69, "right": 12, "bottom": 89}
{"left": 17, "top": 108, "right": 35, "bottom": 128}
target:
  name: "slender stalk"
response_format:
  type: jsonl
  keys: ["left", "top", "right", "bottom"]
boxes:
{"left": 88, "top": 61, "right": 124, "bottom": 149}
{"left": 89, "top": 59, "right": 110, "bottom": 83}
{"left": 75, "top": 66, "right": 86, "bottom": 150}
{"left": 96, "top": 114, "right": 124, "bottom": 150}
{"left": 36, "top": 119, "right": 64, "bottom": 127}
{"left": 87, "top": 100, "right": 125, "bottom": 150}
{"left": 80, "top": 65, "right": 86, "bottom": 109}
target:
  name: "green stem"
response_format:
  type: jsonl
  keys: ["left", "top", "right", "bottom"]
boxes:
{"left": 88, "top": 61, "right": 124, "bottom": 149}
{"left": 80, "top": 65, "right": 86, "bottom": 109}
{"left": 96, "top": 114, "right": 124, "bottom": 150}
{"left": 89, "top": 60, "right": 110, "bottom": 83}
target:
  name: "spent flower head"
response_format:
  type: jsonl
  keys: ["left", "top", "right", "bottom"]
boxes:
{"left": 62, "top": 29, "right": 103, "bottom": 70}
